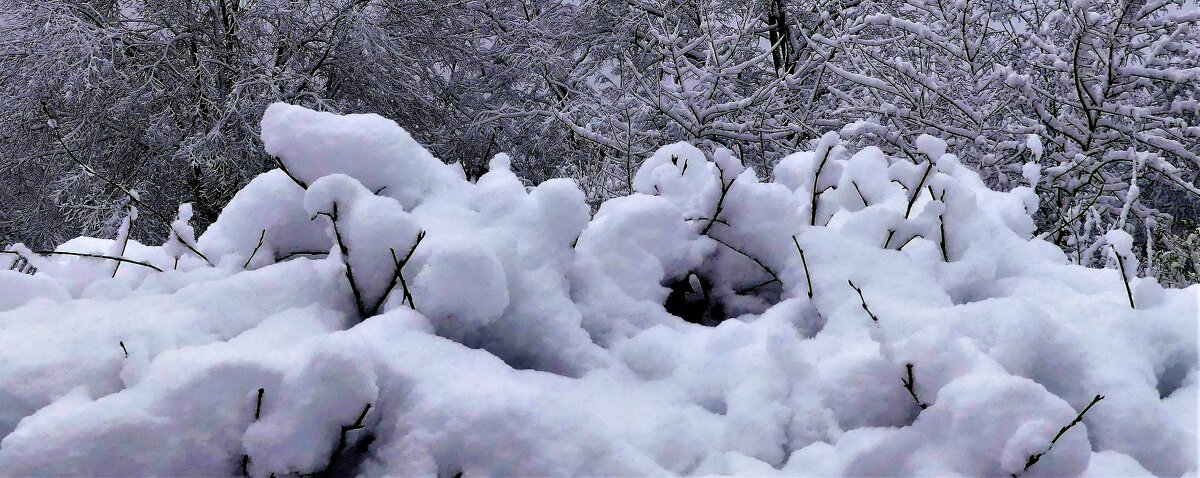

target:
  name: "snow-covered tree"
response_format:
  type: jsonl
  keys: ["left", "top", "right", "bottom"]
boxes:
{"left": 0, "top": 0, "right": 498, "bottom": 245}
{"left": 1001, "top": 0, "right": 1200, "bottom": 268}
{"left": 1, "top": 0, "right": 1198, "bottom": 282}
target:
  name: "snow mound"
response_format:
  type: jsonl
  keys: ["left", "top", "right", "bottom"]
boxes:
{"left": 0, "top": 104, "right": 1195, "bottom": 477}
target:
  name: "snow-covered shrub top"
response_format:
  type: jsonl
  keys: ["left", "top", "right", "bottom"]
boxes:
{"left": 0, "top": 104, "right": 1195, "bottom": 477}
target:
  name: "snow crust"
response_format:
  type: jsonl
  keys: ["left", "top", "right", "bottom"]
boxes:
{"left": 0, "top": 104, "right": 1195, "bottom": 477}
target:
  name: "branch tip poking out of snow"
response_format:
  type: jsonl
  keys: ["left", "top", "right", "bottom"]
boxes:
{"left": 0, "top": 104, "right": 1194, "bottom": 478}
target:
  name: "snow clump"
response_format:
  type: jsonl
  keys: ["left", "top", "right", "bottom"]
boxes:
{"left": 0, "top": 104, "right": 1194, "bottom": 477}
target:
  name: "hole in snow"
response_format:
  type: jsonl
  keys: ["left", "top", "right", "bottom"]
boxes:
{"left": 451, "top": 339, "right": 576, "bottom": 378}
{"left": 1157, "top": 354, "right": 1194, "bottom": 399}
{"left": 945, "top": 279, "right": 1011, "bottom": 305}
{"left": 697, "top": 395, "right": 728, "bottom": 416}
{"left": 664, "top": 272, "right": 728, "bottom": 326}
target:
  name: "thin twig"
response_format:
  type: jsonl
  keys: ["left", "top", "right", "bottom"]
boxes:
{"left": 737, "top": 277, "right": 780, "bottom": 295}
{"left": 895, "top": 233, "right": 927, "bottom": 250}
{"left": 792, "top": 235, "right": 814, "bottom": 299}
{"left": 884, "top": 162, "right": 938, "bottom": 250}
{"left": 111, "top": 212, "right": 133, "bottom": 278}
{"left": 274, "top": 251, "right": 330, "bottom": 262}
{"left": 810, "top": 142, "right": 834, "bottom": 226}
{"left": 377, "top": 230, "right": 426, "bottom": 314}
{"left": 686, "top": 216, "right": 730, "bottom": 227}
{"left": 1012, "top": 394, "right": 1105, "bottom": 477}
{"left": 274, "top": 156, "right": 308, "bottom": 189}
{"left": 325, "top": 404, "right": 373, "bottom": 474}
{"left": 119, "top": 341, "right": 128, "bottom": 358}
{"left": 701, "top": 162, "right": 734, "bottom": 235}
{"left": 244, "top": 230, "right": 267, "bottom": 269}
{"left": 321, "top": 205, "right": 367, "bottom": 318}
{"left": 851, "top": 180, "right": 870, "bottom": 207}
{"left": 708, "top": 235, "right": 781, "bottom": 291}
{"left": 901, "top": 363, "right": 929, "bottom": 410}
{"left": 255, "top": 388, "right": 265, "bottom": 420}
{"left": 0, "top": 249, "right": 163, "bottom": 272}
{"left": 242, "top": 387, "right": 266, "bottom": 477}
{"left": 848, "top": 279, "right": 879, "bottom": 323}
{"left": 904, "top": 161, "right": 936, "bottom": 219}
{"left": 1112, "top": 247, "right": 1136, "bottom": 309}
{"left": 883, "top": 228, "right": 898, "bottom": 249}
{"left": 930, "top": 186, "right": 949, "bottom": 262}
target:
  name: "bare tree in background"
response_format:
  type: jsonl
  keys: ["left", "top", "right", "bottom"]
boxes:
{"left": 1, "top": 0, "right": 1198, "bottom": 283}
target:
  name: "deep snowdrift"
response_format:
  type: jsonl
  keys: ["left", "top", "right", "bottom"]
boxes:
{"left": 0, "top": 104, "right": 1195, "bottom": 477}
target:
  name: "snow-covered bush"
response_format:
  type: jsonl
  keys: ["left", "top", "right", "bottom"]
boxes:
{"left": 0, "top": 105, "right": 1194, "bottom": 477}
{"left": 815, "top": 0, "right": 1200, "bottom": 285}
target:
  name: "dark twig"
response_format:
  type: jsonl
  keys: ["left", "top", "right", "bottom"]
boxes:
{"left": 1, "top": 250, "right": 163, "bottom": 272}
{"left": 701, "top": 162, "right": 735, "bottom": 235}
{"left": 1112, "top": 247, "right": 1136, "bottom": 309}
{"left": 737, "top": 277, "right": 780, "bottom": 295}
{"left": 242, "top": 387, "right": 265, "bottom": 478}
{"left": 1012, "top": 394, "right": 1105, "bottom": 477}
{"left": 377, "top": 231, "right": 425, "bottom": 314}
{"left": 678, "top": 155, "right": 689, "bottom": 175}
{"left": 111, "top": 211, "right": 134, "bottom": 278}
{"left": 884, "top": 163, "right": 938, "bottom": 250}
{"left": 883, "top": 228, "right": 898, "bottom": 249}
{"left": 274, "top": 251, "right": 329, "bottom": 262}
{"left": 320, "top": 205, "right": 368, "bottom": 318}
{"left": 274, "top": 156, "right": 308, "bottom": 189}
{"left": 901, "top": 363, "right": 929, "bottom": 410}
{"left": 244, "top": 230, "right": 268, "bottom": 269}
{"left": 851, "top": 180, "right": 870, "bottom": 207}
{"left": 930, "top": 186, "right": 949, "bottom": 262}
{"left": 810, "top": 142, "right": 834, "bottom": 226}
{"left": 792, "top": 235, "right": 814, "bottom": 299}
{"left": 686, "top": 216, "right": 730, "bottom": 227}
{"left": 119, "top": 341, "right": 128, "bottom": 358}
{"left": 708, "top": 235, "right": 781, "bottom": 291}
{"left": 847, "top": 279, "right": 879, "bottom": 323}
{"left": 904, "top": 161, "right": 936, "bottom": 219}
{"left": 180, "top": 238, "right": 213, "bottom": 267}
{"left": 895, "top": 233, "right": 927, "bottom": 250}
{"left": 325, "top": 404, "right": 373, "bottom": 474}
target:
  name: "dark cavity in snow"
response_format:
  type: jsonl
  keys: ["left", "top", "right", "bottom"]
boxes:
{"left": 665, "top": 272, "right": 727, "bottom": 326}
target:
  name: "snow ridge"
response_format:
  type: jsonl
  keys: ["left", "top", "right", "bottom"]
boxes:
{"left": 0, "top": 104, "right": 1195, "bottom": 477}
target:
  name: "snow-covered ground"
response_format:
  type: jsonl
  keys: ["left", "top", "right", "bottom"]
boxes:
{"left": 0, "top": 104, "right": 1195, "bottom": 477}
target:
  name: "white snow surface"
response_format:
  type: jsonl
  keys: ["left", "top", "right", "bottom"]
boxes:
{"left": 0, "top": 104, "right": 1196, "bottom": 477}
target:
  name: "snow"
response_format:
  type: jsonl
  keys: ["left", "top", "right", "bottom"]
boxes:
{"left": 0, "top": 104, "right": 1196, "bottom": 477}
{"left": 259, "top": 103, "right": 464, "bottom": 209}
{"left": 1107, "top": 229, "right": 1142, "bottom": 284}
{"left": 412, "top": 240, "right": 510, "bottom": 328}
{"left": 0, "top": 271, "right": 69, "bottom": 312}
{"left": 198, "top": 169, "right": 331, "bottom": 269}
{"left": 162, "top": 203, "right": 196, "bottom": 262}
{"left": 914, "top": 133, "right": 947, "bottom": 160}
{"left": 1027, "top": 134, "right": 1045, "bottom": 161}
